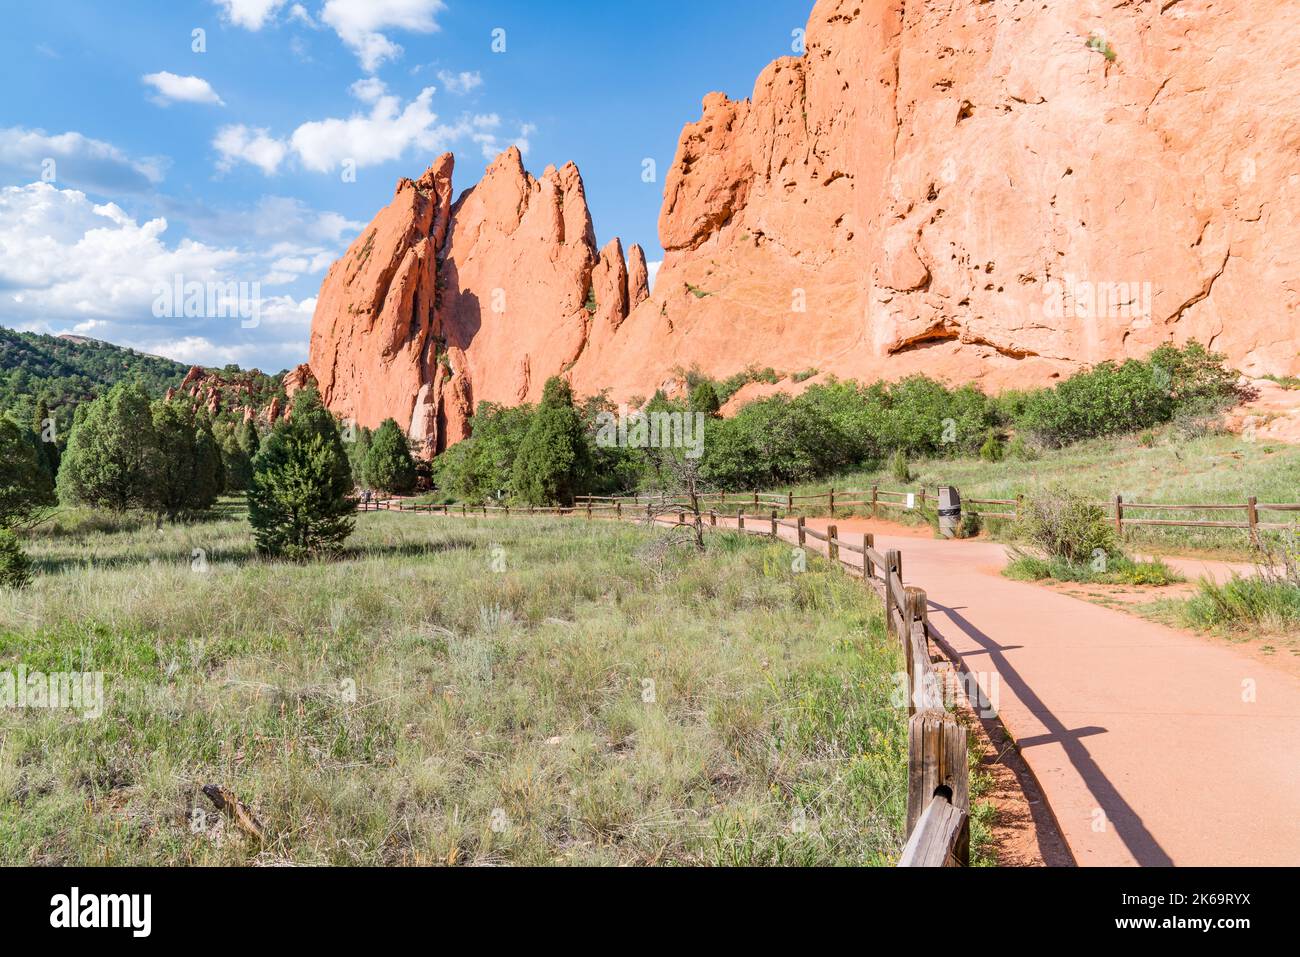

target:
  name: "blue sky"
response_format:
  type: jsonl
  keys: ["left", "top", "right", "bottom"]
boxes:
{"left": 0, "top": 0, "right": 813, "bottom": 372}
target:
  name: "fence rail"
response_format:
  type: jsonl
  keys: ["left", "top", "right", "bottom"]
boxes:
{"left": 366, "top": 495, "right": 971, "bottom": 866}
{"left": 575, "top": 487, "right": 1300, "bottom": 543}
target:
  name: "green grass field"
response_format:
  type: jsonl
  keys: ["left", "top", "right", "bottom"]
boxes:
{"left": 0, "top": 505, "right": 981, "bottom": 866}
{"left": 780, "top": 428, "right": 1300, "bottom": 557}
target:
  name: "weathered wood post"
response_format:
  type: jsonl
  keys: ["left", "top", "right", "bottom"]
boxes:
{"left": 828, "top": 525, "right": 839, "bottom": 562}
{"left": 709, "top": 510, "right": 717, "bottom": 527}
{"left": 771, "top": 510, "right": 778, "bottom": 538}
{"left": 645, "top": 503, "right": 652, "bottom": 523}
{"left": 678, "top": 509, "right": 686, "bottom": 526}
{"left": 1247, "top": 496, "right": 1260, "bottom": 547}
{"left": 616, "top": 501, "right": 622, "bottom": 519}
{"left": 829, "top": 487, "right": 836, "bottom": 518}
{"left": 871, "top": 485, "right": 880, "bottom": 519}
{"left": 797, "top": 516, "right": 806, "bottom": 546}
{"left": 587, "top": 502, "right": 593, "bottom": 520}
{"left": 462, "top": 503, "right": 467, "bottom": 517}
{"left": 906, "top": 710, "right": 970, "bottom": 864}
{"left": 884, "top": 549, "right": 900, "bottom": 641}
{"left": 863, "top": 533, "right": 875, "bottom": 579}
{"left": 787, "top": 490, "right": 794, "bottom": 512}
{"left": 737, "top": 509, "right": 745, "bottom": 531}
{"left": 753, "top": 491, "right": 760, "bottom": 510}
{"left": 1113, "top": 494, "right": 1124, "bottom": 539}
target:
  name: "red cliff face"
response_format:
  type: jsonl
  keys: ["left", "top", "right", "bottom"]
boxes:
{"left": 309, "top": 0, "right": 1300, "bottom": 452}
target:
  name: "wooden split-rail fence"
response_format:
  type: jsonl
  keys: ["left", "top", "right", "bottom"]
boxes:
{"left": 574, "top": 487, "right": 1300, "bottom": 546}
{"left": 363, "top": 495, "right": 972, "bottom": 867}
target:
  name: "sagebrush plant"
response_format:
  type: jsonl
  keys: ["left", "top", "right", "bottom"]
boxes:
{"left": 1015, "top": 486, "right": 1117, "bottom": 565}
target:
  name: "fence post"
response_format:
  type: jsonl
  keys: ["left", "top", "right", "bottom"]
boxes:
{"left": 787, "top": 490, "right": 794, "bottom": 512}
{"left": 863, "top": 533, "right": 875, "bottom": 579}
{"left": 737, "top": 509, "right": 745, "bottom": 531}
{"left": 828, "top": 524, "right": 839, "bottom": 562}
{"left": 872, "top": 485, "right": 879, "bottom": 519}
{"left": 462, "top": 503, "right": 467, "bottom": 517}
{"left": 587, "top": 503, "right": 593, "bottom": 520}
{"left": 829, "top": 487, "right": 836, "bottom": 518}
{"left": 797, "top": 517, "right": 806, "bottom": 546}
{"left": 616, "top": 502, "right": 622, "bottom": 519}
{"left": 1248, "top": 496, "right": 1260, "bottom": 547}
{"left": 906, "top": 710, "right": 970, "bottom": 860}
{"left": 1113, "top": 494, "right": 1124, "bottom": 538}
{"left": 753, "top": 492, "right": 760, "bottom": 510}
{"left": 884, "top": 550, "right": 901, "bottom": 640}
{"left": 771, "top": 510, "right": 778, "bottom": 538}
{"left": 709, "top": 510, "right": 717, "bottom": 527}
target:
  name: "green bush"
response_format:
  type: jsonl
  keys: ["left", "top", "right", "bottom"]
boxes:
{"left": 1015, "top": 343, "right": 1235, "bottom": 448}
{"left": 151, "top": 400, "right": 224, "bottom": 519}
{"left": 247, "top": 388, "right": 356, "bottom": 559}
{"left": 1015, "top": 486, "right": 1117, "bottom": 564}
{"left": 889, "top": 449, "right": 910, "bottom": 484}
{"left": 1, "top": 414, "right": 55, "bottom": 528}
{"left": 511, "top": 378, "right": 592, "bottom": 507}
{"left": 1181, "top": 577, "right": 1300, "bottom": 630}
{"left": 979, "top": 430, "right": 1004, "bottom": 462}
{"left": 0, "top": 529, "right": 32, "bottom": 589}
{"left": 56, "top": 381, "right": 161, "bottom": 513}
{"left": 364, "top": 419, "right": 418, "bottom": 495}
{"left": 435, "top": 401, "right": 536, "bottom": 504}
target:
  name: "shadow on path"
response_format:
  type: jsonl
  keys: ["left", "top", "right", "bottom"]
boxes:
{"left": 927, "top": 599, "right": 1174, "bottom": 866}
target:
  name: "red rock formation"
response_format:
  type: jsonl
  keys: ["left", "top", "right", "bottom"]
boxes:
{"left": 309, "top": 0, "right": 1300, "bottom": 454}
{"left": 283, "top": 364, "right": 314, "bottom": 399}
{"left": 310, "top": 148, "right": 643, "bottom": 453}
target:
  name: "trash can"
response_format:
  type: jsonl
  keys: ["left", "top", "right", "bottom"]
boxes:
{"left": 938, "top": 486, "right": 962, "bottom": 539}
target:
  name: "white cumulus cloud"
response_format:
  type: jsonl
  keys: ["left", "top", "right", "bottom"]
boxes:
{"left": 0, "top": 127, "right": 166, "bottom": 195}
{"left": 214, "top": 125, "right": 290, "bottom": 175}
{"left": 213, "top": 0, "right": 287, "bottom": 31}
{"left": 0, "top": 182, "right": 320, "bottom": 371}
{"left": 142, "top": 72, "right": 225, "bottom": 106}
{"left": 437, "top": 69, "right": 483, "bottom": 95}
{"left": 321, "top": 0, "right": 447, "bottom": 72}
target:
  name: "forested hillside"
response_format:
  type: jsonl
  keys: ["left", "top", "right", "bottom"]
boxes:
{"left": 0, "top": 325, "right": 189, "bottom": 430}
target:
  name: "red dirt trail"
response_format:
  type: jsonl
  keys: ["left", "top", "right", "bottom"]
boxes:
{"left": 725, "top": 514, "right": 1300, "bottom": 866}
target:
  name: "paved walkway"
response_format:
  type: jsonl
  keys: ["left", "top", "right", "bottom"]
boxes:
{"left": 724, "top": 515, "right": 1300, "bottom": 866}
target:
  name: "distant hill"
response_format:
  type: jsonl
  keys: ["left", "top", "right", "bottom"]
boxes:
{"left": 0, "top": 326, "right": 191, "bottom": 430}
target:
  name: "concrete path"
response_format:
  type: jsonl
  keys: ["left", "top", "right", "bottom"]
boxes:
{"left": 723, "top": 515, "right": 1300, "bottom": 866}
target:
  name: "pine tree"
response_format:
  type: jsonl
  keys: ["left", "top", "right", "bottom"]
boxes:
{"left": 511, "top": 377, "right": 592, "bottom": 506}
{"left": 0, "top": 529, "right": 32, "bottom": 590}
{"left": 32, "top": 398, "right": 61, "bottom": 485}
{"left": 151, "top": 400, "right": 223, "bottom": 519}
{"left": 348, "top": 425, "right": 374, "bottom": 488}
{"left": 247, "top": 388, "right": 356, "bottom": 558}
{"left": 218, "top": 422, "right": 254, "bottom": 492}
{"left": 364, "top": 419, "right": 418, "bottom": 495}
{"left": 239, "top": 419, "right": 261, "bottom": 458}
{"left": 56, "top": 381, "right": 161, "bottom": 512}
{"left": 688, "top": 381, "right": 722, "bottom": 418}
{"left": 0, "top": 415, "right": 54, "bottom": 528}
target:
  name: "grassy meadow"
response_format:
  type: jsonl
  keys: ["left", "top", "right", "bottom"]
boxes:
{"left": 781, "top": 428, "right": 1300, "bottom": 557}
{"left": 0, "top": 503, "right": 954, "bottom": 866}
